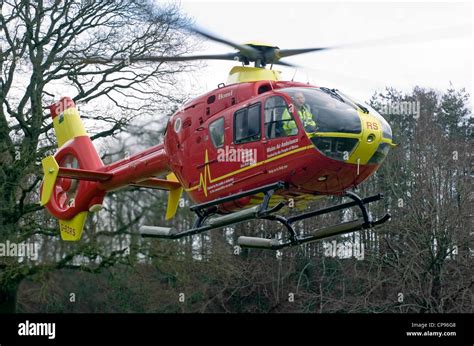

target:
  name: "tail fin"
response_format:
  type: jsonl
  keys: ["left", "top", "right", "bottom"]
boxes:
{"left": 41, "top": 97, "right": 105, "bottom": 241}
{"left": 165, "top": 173, "right": 183, "bottom": 220}
{"left": 50, "top": 97, "right": 87, "bottom": 147}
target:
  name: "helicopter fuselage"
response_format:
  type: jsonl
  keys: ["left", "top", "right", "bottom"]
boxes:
{"left": 164, "top": 79, "right": 394, "bottom": 212}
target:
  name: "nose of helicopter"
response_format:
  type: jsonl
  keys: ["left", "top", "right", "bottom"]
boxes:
{"left": 309, "top": 108, "right": 393, "bottom": 166}
{"left": 281, "top": 87, "right": 394, "bottom": 191}
{"left": 296, "top": 108, "right": 394, "bottom": 193}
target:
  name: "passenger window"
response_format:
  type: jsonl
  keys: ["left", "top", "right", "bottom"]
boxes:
{"left": 209, "top": 117, "right": 225, "bottom": 148}
{"left": 264, "top": 96, "right": 298, "bottom": 138}
{"left": 234, "top": 103, "right": 261, "bottom": 144}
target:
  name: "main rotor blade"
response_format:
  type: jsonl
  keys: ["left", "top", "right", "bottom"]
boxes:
{"left": 278, "top": 47, "right": 329, "bottom": 58}
{"left": 278, "top": 24, "right": 470, "bottom": 59}
{"left": 129, "top": 53, "right": 239, "bottom": 63}
{"left": 273, "top": 60, "right": 298, "bottom": 67}
{"left": 189, "top": 25, "right": 261, "bottom": 59}
{"left": 65, "top": 53, "right": 240, "bottom": 65}
{"left": 339, "top": 24, "right": 471, "bottom": 50}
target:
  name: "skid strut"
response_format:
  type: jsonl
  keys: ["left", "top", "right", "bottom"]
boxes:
{"left": 140, "top": 182, "right": 391, "bottom": 250}
{"left": 140, "top": 182, "right": 286, "bottom": 239}
{"left": 247, "top": 192, "right": 391, "bottom": 250}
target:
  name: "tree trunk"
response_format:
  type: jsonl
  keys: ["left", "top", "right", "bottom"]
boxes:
{"left": 0, "top": 279, "right": 21, "bottom": 313}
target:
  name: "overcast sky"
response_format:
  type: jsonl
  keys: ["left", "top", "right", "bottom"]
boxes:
{"left": 178, "top": 0, "right": 473, "bottom": 106}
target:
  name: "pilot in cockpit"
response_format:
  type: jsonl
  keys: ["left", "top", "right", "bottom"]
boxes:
{"left": 283, "top": 92, "right": 317, "bottom": 134}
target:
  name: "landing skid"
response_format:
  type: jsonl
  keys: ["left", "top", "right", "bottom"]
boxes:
{"left": 139, "top": 182, "right": 391, "bottom": 250}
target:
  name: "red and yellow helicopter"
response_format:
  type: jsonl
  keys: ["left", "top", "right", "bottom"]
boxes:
{"left": 40, "top": 28, "right": 394, "bottom": 250}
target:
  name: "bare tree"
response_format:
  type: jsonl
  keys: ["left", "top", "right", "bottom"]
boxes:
{"left": 0, "top": 0, "right": 195, "bottom": 312}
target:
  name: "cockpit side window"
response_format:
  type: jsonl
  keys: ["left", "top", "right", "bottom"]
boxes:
{"left": 264, "top": 96, "right": 298, "bottom": 138}
{"left": 233, "top": 103, "right": 261, "bottom": 144}
{"left": 209, "top": 117, "right": 225, "bottom": 148}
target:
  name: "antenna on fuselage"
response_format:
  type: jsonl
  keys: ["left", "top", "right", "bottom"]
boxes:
{"left": 291, "top": 68, "right": 298, "bottom": 82}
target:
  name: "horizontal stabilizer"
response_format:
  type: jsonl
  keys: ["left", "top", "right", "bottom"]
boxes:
{"left": 58, "top": 167, "right": 113, "bottom": 181}
{"left": 40, "top": 155, "right": 112, "bottom": 206}
{"left": 131, "top": 177, "right": 182, "bottom": 191}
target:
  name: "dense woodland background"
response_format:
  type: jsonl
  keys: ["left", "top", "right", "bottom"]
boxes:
{"left": 1, "top": 1, "right": 472, "bottom": 313}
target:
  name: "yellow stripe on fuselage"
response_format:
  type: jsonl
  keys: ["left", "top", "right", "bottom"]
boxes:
{"left": 185, "top": 144, "right": 314, "bottom": 193}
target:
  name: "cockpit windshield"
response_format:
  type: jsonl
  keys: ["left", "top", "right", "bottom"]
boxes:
{"left": 279, "top": 87, "right": 362, "bottom": 134}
